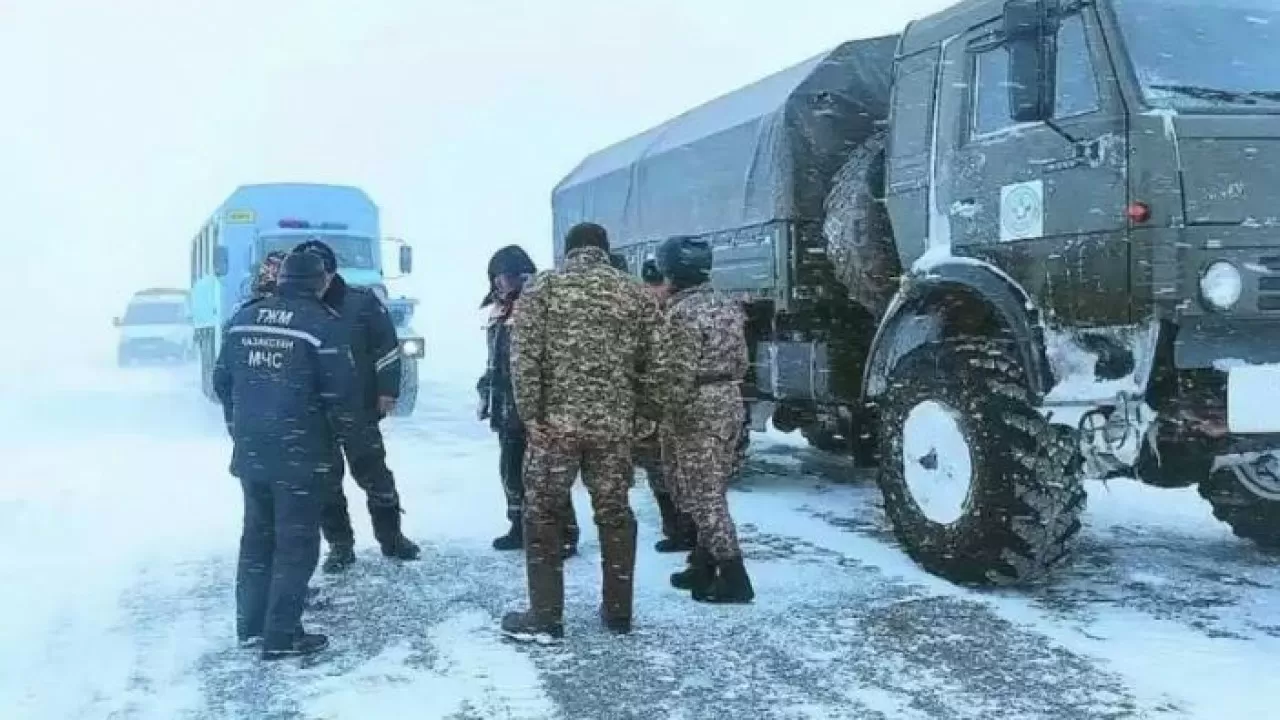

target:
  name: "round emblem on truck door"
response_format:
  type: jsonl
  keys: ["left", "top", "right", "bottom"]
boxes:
{"left": 1000, "top": 180, "right": 1044, "bottom": 242}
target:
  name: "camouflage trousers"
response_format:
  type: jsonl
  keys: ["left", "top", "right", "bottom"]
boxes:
{"left": 662, "top": 384, "right": 746, "bottom": 561}
{"left": 524, "top": 431, "right": 637, "bottom": 546}
{"left": 632, "top": 431, "right": 666, "bottom": 493}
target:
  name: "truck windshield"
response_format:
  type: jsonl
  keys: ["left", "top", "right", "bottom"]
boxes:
{"left": 1114, "top": 0, "right": 1280, "bottom": 111}
{"left": 258, "top": 235, "right": 377, "bottom": 269}
{"left": 123, "top": 302, "right": 186, "bottom": 325}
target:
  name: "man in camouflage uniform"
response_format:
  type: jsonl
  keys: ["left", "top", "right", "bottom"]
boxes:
{"left": 657, "top": 236, "right": 754, "bottom": 604}
{"left": 501, "top": 222, "right": 659, "bottom": 642}
{"left": 636, "top": 258, "right": 696, "bottom": 553}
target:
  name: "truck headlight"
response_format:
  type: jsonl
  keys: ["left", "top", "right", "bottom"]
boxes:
{"left": 1200, "top": 261, "right": 1243, "bottom": 311}
{"left": 400, "top": 338, "right": 424, "bottom": 359}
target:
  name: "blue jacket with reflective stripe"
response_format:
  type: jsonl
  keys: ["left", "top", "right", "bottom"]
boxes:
{"left": 212, "top": 289, "right": 375, "bottom": 478}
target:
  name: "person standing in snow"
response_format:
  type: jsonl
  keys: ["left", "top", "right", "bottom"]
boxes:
{"left": 657, "top": 236, "right": 754, "bottom": 604}
{"left": 214, "top": 250, "right": 376, "bottom": 659}
{"left": 636, "top": 258, "right": 697, "bottom": 553}
{"left": 501, "top": 222, "right": 660, "bottom": 642}
{"left": 477, "top": 245, "right": 580, "bottom": 555}
{"left": 292, "top": 240, "right": 421, "bottom": 572}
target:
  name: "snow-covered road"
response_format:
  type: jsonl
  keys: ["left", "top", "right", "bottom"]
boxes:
{"left": 2, "top": 364, "right": 1279, "bottom": 719}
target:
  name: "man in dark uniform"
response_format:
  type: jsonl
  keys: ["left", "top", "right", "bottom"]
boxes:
{"left": 213, "top": 251, "right": 377, "bottom": 659}
{"left": 293, "top": 240, "right": 421, "bottom": 572}
{"left": 478, "top": 245, "right": 580, "bottom": 556}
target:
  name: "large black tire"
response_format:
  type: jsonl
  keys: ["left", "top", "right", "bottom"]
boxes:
{"left": 823, "top": 132, "right": 901, "bottom": 316}
{"left": 876, "top": 339, "right": 1086, "bottom": 585}
{"left": 390, "top": 361, "right": 419, "bottom": 417}
{"left": 1199, "top": 459, "right": 1280, "bottom": 550}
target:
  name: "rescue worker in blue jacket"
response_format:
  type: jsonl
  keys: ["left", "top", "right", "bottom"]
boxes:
{"left": 213, "top": 250, "right": 376, "bottom": 659}
{"left": 292, "top": 240, "right": 421, "bottom": 572}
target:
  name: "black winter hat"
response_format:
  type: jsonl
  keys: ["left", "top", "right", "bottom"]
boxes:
{"left": 293, "top": 239, "right": 338, "bottom": 273}
{"left": 564, "top": 222, "right": 609, "bottom": 252}
{"left": 657, "top": 236, "right": 712, "bottom": 289}
{"left": 640, "top": 258, "right": 663, "bottom": 285}
{"left": 278, "top": 250, "right": 328, "bottom": 294}
{"left": 483, "top": 245, "right": 537, "bottom": 307}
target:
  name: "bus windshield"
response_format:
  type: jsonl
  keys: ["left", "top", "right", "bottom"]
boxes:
{"left": 123, "top": 302, "right": 187, "bottom": 325}
{"left": 1115, "top": 0, "right": 1280, "bottom": 111}
{"left": 259, "top": 234, "right": 378, "bottom": 269}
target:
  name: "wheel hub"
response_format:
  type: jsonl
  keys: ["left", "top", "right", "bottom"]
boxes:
{"left": 901, "top": 400, "right": 975, "bottom": 525}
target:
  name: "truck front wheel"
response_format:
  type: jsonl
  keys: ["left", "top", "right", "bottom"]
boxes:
{"left": 876, "top": 339, "right": 1086, "bottom": 584}
{"left": 1199, "top": 455, "right": 1280, "bottom": 550}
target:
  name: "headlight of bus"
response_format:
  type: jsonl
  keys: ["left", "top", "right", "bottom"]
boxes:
{"left": 1199, "top": 261, "right": 1243, "bottom": 311}
{"left": 400, "top": 338, "right": 425, "bottom": 359}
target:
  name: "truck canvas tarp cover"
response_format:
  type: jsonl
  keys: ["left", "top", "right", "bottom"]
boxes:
{"left": 552, "top": 35, "right": 898, "bottom": 258}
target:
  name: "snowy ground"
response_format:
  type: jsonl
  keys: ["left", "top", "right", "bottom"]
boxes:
{"left": 2, "top": 362, "right": 1279, "bottom": 719}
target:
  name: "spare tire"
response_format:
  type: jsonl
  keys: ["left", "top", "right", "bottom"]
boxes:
{"left": 823, "top": 132, "right": 901, "bottom": 316}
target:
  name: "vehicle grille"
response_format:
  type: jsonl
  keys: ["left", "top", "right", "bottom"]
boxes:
{"left": 1258, "top": 256, "right": 1280, "bottom": 312}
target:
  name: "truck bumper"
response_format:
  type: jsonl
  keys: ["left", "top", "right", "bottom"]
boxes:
{"left": 1173, "top": 319, "right": 1280, "bottom": 435}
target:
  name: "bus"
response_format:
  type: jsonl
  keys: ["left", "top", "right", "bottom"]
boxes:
{"left": 189, "top": 183, "right": 423, "bottom": 415}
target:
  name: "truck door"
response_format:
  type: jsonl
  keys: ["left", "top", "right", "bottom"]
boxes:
{"left": 933, "top": 5, "right": 1130, "bottom": 325}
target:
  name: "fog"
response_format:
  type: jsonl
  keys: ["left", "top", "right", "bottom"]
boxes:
{"left": 0, "top": 0, "right": 950, "bottom": 380}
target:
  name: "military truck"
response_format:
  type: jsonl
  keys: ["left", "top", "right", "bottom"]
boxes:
{"left": 553, "top": 0, "right": 1280, "bottom": 584}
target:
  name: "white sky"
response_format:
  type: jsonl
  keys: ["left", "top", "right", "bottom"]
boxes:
{"left": 0, "top": 0, "right": 951, "bottom": 374}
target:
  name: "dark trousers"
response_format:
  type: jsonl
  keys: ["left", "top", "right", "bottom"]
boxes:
{"left": 320, "top": 421, "right": 402, "bottom": 548}
{"left": 498, "top": 427, "right": 579, "bottom": 543}
{"left": 236, "top": 471, "right": 323, "bottom": 647}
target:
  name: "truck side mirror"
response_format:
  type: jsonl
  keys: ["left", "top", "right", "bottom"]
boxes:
{"left": 213, "top": 246, "right": 229, "bottom": 277}
{"left": 1003, "top": 0, "right": 1060, "bottom": 124}
{"left": 399, "top": 245, "right": 413, "bottom": 275}
{"left": 112, "top": 316, "right": 122, "bottom": 327}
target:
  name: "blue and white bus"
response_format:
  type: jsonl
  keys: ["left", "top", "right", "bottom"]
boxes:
{"left": 189, "top": 183, "right": 423, "bottom": 415}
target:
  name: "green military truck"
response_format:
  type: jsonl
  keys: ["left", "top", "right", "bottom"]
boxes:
{"left": 553, "top": 0, "right": 1280, "bottom": 585}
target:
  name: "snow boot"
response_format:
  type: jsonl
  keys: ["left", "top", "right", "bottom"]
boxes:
{"left": 599, "top": 516, "right": 637, "bottom": 635}
{"left": 695, "top": 557, "right": 754, "bottom": 604}
{"left": 492, "top": 520, "right": 523, "bottom": 551}
{"left": 370, "top": 505, "right": 421, "bottom": 561}
{"left": 654, "top": 501, "right": 696, "bottom": 553}
{"left": 322, "top": 544, "right": 357, "bottom": 574}
{"left": 670, "top": 545, "right": 715, "bottom": 595}
{"left": 502, "top": 519, "right": 565, "bottom": 644}
{"left": 261, "top": 632, "right": 329, "bottom": 660}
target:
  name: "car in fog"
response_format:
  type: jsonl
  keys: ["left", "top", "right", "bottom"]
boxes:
{"left": 114, "top": 288, "right": 194, "bottom": 366}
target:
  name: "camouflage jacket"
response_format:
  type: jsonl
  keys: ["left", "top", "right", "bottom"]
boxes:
{"left": 658, "top": 283, "right": 748, "bottom": 422}
{"left": 511, "top": 246, "right": 660, "bottom": 440}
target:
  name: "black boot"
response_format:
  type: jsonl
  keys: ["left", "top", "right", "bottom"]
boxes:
{"left": 370, "top": 504, "right": 421, "bottom": 560}
{"left": 670, "top": 545, "right": 715, "bottom": 595}
{"left": 493, "top": 520, "right": 523, "bottom": 551}
{"left": 322, "top": 544, "right": 356, "bottom": 574}
{"left": 655, "top": 510, "right": 696, "bottom": 554}
{"left": 501, "top": 519, "right": 565, "bottom": 643}
{"left": 261, "top": 632, "right": 329, "bottom": 660}
{"left": 695, "top": 557, "right": 755, "bottom": 604}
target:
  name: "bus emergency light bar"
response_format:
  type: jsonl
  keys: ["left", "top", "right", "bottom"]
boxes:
{"left": 277, "top": 219, "right": 349, "bottom": 230}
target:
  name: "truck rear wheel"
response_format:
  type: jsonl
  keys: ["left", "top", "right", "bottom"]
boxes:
{"left": 1199, "top": 456, "right": 1280, "bottom": 550}
{"left": 823, "top": 131, "right": 901, "bottom": 316}
{"left": 876, "top": 339, "right": 1086, "bottom": 584}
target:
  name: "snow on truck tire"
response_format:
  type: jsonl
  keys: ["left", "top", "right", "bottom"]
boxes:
{"left": 876, "top": 339, "right": 1086, "bottom": 585}
{"left": 1198, "top": 461, "right": 1280, "bottom": 550}
{"left": 823, "top": 131, "right": 901, "bottom": 317}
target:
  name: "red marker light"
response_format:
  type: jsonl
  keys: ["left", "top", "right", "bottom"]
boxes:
{"left": 1126, "top": 201, "right": 1151, "bottom": 224}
